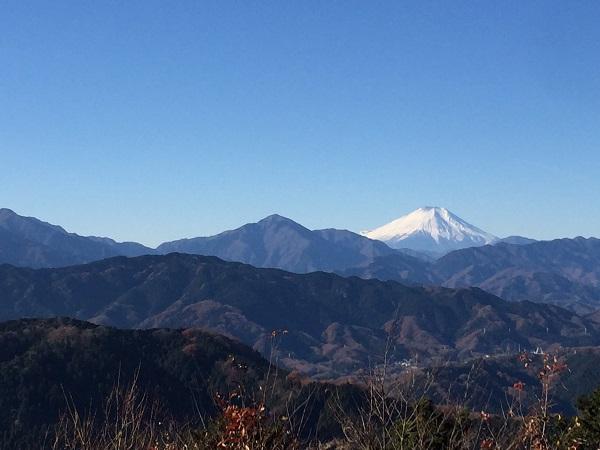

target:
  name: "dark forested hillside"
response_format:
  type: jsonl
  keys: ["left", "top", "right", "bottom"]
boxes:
{"left": 0, "top": 318, "right": 282, "bottom": 448}
{"left": 1, "top": 253, "right": 599, "bottom": 378}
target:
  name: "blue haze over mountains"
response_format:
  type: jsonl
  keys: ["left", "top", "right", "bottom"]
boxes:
{"left": 1, "top": 207, "right": 600, "bottom": 313}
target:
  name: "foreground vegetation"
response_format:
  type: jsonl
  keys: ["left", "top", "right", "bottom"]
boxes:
{"left": 47, "top": 351, "right": 600, "bottom": 450}
{"left": 4, "top": 318, "right": 600, "bottom": 449}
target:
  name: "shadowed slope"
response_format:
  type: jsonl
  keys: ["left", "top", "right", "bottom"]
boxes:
{"left": 1, "top": 253, "right": 598, "bottom": 378}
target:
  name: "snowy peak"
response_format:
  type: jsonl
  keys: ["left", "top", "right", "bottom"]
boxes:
{"left": 362, "top": 207, "right": 498, "bottom": 254}
{"left": 364, "top": 207, "right": 491, "bottom": 242}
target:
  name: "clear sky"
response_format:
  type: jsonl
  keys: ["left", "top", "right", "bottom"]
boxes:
{"left": 1, "top": 1, "right": 599, "bottom": 246}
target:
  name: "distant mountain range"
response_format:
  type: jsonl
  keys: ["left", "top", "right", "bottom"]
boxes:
{"left": 1, "top": 253, "right": 599, "bottom": 379}
{"left": 347, "top": 237, "right": 600, "bottom": 314}
{"left": 0, "top": 208, "right": 410, "bottom": 271}
{"left": 3, "top": 207, "right": 600, "bottom": 312}
{"left": 0, "top": 208, "right": 152, "bottom": 268}
{"left": 0, "top": 206, "right": 519, "bottom": 269}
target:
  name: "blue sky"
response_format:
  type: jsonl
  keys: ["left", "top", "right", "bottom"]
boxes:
{"left": 1, "top": 1, "right": 599, "bottom": 246}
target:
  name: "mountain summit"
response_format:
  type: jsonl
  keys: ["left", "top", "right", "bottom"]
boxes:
{"left": 362, "top": 207, "right": 498, "bottom": 254}
{"left": 157, "top": 214, "right": 403, "bottom": 273}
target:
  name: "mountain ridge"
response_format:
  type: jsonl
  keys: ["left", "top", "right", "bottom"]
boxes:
{"left": 0, "top": 208, "right": 154, "bottom": 268}
{"left": 1, "top": 252, "right": 598, "bottom": 378}
{"left": 0, "top": 207, "right": 536, "bottom": 270}
{"left": 348, "top": 236, "right": 600, "bottom": 313}
{"left": 3, "top": 207, "right": 600, "bottom": 312}
{"left": 154, "top": 214, "right": 412, "bottom": 273}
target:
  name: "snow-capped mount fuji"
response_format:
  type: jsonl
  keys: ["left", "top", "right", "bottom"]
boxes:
{"left": 362, "top": 207, "right": 498, "bottom": 255}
